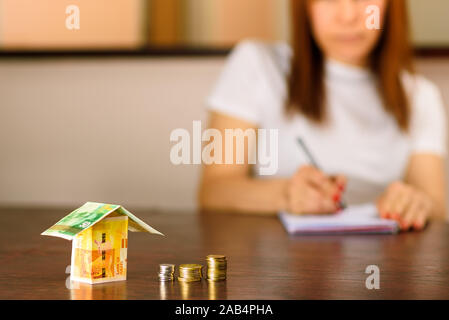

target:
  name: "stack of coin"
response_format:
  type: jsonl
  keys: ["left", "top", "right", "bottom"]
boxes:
{"left": 206, "top": 255, "right": 227, "bottom": 281}
{"left": 158, "top": 264, "right": 175, "bottom": 281}
{"left": 178, "top": 264, "right": 203, "bottom": 282}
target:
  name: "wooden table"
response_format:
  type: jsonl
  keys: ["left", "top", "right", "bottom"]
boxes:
{"left": 0, "top": 207, "right": 448, "bottom": 300}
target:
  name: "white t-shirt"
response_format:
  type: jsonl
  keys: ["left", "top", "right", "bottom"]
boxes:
{"left": 205, "top": 39, "right": 447, "bottom": 204}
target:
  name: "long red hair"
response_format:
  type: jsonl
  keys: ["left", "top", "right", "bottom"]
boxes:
{"left": 287, "top": 0, "right": 414, "bottom": 130}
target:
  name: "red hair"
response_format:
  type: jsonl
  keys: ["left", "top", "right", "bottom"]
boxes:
{"left": 287, "top": 0, "right": 414, "bottom": 130}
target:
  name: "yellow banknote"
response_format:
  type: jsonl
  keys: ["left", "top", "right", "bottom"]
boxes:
{"left": 71, "top": 216, "right": 128, "bottom": 284}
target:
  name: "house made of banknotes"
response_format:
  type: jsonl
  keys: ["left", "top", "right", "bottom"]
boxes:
{"left": 41, "top": 202, "right": 164, "bottom": 284}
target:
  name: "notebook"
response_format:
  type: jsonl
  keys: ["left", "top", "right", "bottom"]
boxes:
{"left": 279, "top": 203, "right": 399, "bottom": 235}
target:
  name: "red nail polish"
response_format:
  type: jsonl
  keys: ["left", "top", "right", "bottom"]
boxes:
{"left": 333, "top": 193, "right": 340, "bottom": 202}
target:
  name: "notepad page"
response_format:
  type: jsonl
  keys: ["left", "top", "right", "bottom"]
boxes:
{"left": 279, "top": 203, "right": 399, "bottom": 235}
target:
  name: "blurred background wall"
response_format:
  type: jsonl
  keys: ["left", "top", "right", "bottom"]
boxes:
{"left": 2, "top": 0, "right": 449, "bottom": 49}
{"left": 0, "top": 57, "right": 216, "bottom": 210}
{"left": 0, "top": 0, "right": 145, "bottom": 49}
{"left": 0, "top": 1, "right": 449, "bottom": 211}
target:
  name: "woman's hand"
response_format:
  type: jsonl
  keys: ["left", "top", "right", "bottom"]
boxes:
{"left": 377, "top": 181, "right": 435, "bottom": 231}
{"left": 286, "top": 165, "right": 346, "bottom": 215}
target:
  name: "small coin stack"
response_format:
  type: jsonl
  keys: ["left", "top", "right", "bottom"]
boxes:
{"left": 178, "top": 264, "right": 203, "bottom": 282}
{"left": 158, "top": 264, "right": 175, "bottom": 281}
{"left": 206, "top": 255, "right": 227, "bottom": 282}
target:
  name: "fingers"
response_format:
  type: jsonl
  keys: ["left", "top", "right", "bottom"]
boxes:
{"left": 332, "top": 175, "right": 347, "bottom": 191}
{"left": 288, "top": 166, "right": 345, "bottom": 215}
{"left": 408, "top": 197, "right": 432, "bottom": 231}
{"left": 296, "top": 187, "right": 337, "bottom": 214}
{"left": 391, "top": 185, "right": 412, "bottom": 221}
{"left": 379, "top": 182, "right": 409, "bottom": 220}
{"left": 307, "top": 186, "right": 338, "bottom": 213}
{"left": 379, "top": 181, "right": 433, "bottom": 232}
{"left": 330, "top": 175, "right": 347, "bottom": 206}
{"left": 302, "top": 166, "right": 341, "bottom": 201}
{"left": 400, "top": 200, "right": 420, "bottom": 231}
{"left": 287, "top": 178, "right": 337, "bottom": 215}
{"left": 378, "top": 184, "right": 397, "bottom": 219}
{"left": 413, "top": 211, "right": 427, "bottom": 230}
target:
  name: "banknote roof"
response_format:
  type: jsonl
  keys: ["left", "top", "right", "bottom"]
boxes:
{"left": 41, "top": 201, "right": 164, "bottom": 240}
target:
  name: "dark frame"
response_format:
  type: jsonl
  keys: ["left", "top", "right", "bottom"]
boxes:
{"left": 0, "top": 46, "right": 231, "bottom": 59}
{"left": 0, "top": 46, "right": 448, "bottom": 59}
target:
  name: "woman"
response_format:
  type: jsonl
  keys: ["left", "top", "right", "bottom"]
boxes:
{"left": 198, "top": 0, "right": 447, "bottom": 231}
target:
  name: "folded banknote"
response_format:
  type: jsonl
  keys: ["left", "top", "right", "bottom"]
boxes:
{"left": 42, "top": 201, "right": 163, "bottom": 240}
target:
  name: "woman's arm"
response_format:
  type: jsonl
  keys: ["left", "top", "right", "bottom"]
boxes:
{"left": 377, "top": 153, "right": 447, "bottom": 230}
{"left": 199, "top": 175, "right": 289, "bottom": 215}
{"left": 198, "top": 112, "right": 287, "bottom": 215}
{"left": 405, "top": 154, "right": 447, "bottom": 219}
{"left": 198, "top": 112, "right": 344, "bottom": 215}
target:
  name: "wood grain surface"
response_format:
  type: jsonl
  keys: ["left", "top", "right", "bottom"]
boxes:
{"left": 0, "top": 207, "right": 448, "bottom": 300}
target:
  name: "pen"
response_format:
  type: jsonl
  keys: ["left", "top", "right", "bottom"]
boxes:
{"left": 296, "top": 137, "right": 347, "bottom": 210}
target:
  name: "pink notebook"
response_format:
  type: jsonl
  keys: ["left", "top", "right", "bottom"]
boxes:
{"left": 279, "top": 204, "right": 399, "bottom": 235}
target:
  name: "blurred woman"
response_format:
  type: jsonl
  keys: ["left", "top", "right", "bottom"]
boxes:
{"left": 199, "top": 0, "right": 447, "bottom": 231}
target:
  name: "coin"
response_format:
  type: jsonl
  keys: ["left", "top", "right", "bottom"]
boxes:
{"left": 178, "top": 276, "right": 201, "bottom": 283}
{"left": 179, "top": 264, "right": 202, "bottom": 269}
{"left": 158, "top": 263, "right": 175, "bottom": 281}
{"left": 206, "top": 254, "right": 227, "bottom": 282}
{"left": 178, "top": 264, "right": 203, "bottom": 282}
{"left": 206, "top": 255, "right": 226, "bottom": 260}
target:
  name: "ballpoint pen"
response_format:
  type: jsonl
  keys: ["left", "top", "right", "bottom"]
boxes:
{"left": 296, "top": 137, "right": 347, "bottom": 210}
